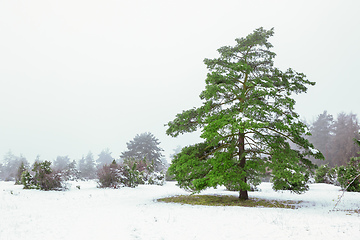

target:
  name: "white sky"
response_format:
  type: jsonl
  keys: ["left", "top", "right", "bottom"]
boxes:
{"left": 0, "top": 0, "right": 359, "bottom": 162}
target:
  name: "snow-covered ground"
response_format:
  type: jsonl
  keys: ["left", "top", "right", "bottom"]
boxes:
{"left": 1, "top": 181, "right": 359, "bottom": 240}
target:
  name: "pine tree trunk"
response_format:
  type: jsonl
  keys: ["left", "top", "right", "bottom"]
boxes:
{"left": 238, "top": 132, "right": 249, "bottom": 200}
{"left": 240, "top": 189, "right": 249, "bottom": 200}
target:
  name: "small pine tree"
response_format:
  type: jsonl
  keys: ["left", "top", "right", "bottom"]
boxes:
{"left": 21, "top": 170, "right": 33, "bottom": 189}
{"left": 15, "top": 161, "right": 29, "bottom": 185}
{"left": 336, "top": 138, "right": 360, "bottom": 192}
{"left": 20, "top": 161, "right": 65, "bottom": 191}
{"left": 62, "top": 160, "right": 80, "bottom": 181}
{"left": 337, "top": 159, "right": 360, "bottom": 192}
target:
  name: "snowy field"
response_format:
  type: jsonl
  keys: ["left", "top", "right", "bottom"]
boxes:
{"left": 1, "top": 181, "right": 360, "bottom": 240}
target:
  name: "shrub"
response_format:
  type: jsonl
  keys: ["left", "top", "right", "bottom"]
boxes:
{"left": 315, "top": 164, "right": 337, "bottom": 184}
{"left": 336, "top": 139, "right": 360, "bottom": 192}
{"left": 125, "top": 158, "right": 165, "bottom": 186}
{"left": 337, "top": 157, "right": 360, "bottom": 192}
{"left": 15, "top": 161, "right": 29, "bottom": 185}
{"left": 97, "top": 159, "right": 165, "bottom": 188}
{"left": 142, "top": 170, "right": 165, "bottom": 185}
{"left": 21, "top": 170, "right": 33, "bottom": 189}
{"left": 97, "top": 161, "right": 126, "bottom": 188}
{"left": 97, "top": 160, "right": 141, "bottom": 188}
{"left": 20, "top": 161, "right": 66, "bottom": 191}
{"left": 61, "top": 160, "right": 80, "bottom": 181}
{"left": 122, "top": 163, "right": 142, "bottom": 187}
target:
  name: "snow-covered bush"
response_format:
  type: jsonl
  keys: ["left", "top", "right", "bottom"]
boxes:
{"left": 61, "top": 160, "right": 80, "bottom": 181}
{"left": 121, "top": 158, "right": 164, "bottom": 186}
{"left": 142, "top": 170, "right": 165, "bottom": 186}
{"left": 97, "top": 160, "right": 142, "bottom": 188}
{"left": 20, "top": 161, "right": 66, "bottom": 191}
{"left": 336, "top": 139, "right": 360, "bottom": 192}
{"left": 15, "top": 161, "right": 29, "bottom": 185}
{"left": 97, "top": 159, "right": 165, "bottom": 188}
{"left": 21, "top": 170, "right": 33, "bottom": 189}
{"left": 97, "top": 161, "right": 125, "bottom": 188}
{"left": 337, "top": 157, "right": 360, "bottom": 192}
{"left": 127, "top": 158, "right": 165, "bottom": 186}
{"left": 122, "top": 163, "right": 142, "bottom": 188}
{"left": 314, "top": 164, "right": 337, "bottom": 184}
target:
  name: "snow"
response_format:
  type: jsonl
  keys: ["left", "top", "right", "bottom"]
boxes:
{"left": 1, "top": 181, "right": 360, "bottom": 240}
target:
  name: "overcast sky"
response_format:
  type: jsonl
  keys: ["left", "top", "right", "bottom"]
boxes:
{"left": 0, "top": 0, "right": 359, "bottom": 163}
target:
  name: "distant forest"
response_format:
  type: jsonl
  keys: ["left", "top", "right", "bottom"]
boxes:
{"left": 0, "top": 112, "right": 359, "bottom": 182}
{"left": 0, "top": 132, "right": 168, "bottom": 182}
{"left": 307, "top": 111, "right": 360, "bottom": 167}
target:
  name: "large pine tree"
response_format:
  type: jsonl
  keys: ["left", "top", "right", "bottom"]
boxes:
{"left": 166, "top": 28, "right": 323, "bottom": 200}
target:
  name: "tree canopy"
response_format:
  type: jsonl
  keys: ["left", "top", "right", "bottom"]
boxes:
{"left": 0, "top": 151, "right": 29, "bottom": 182}
{"left": 121, "top": 132, "right": 165, "bottom": 171}
{"left": 53, "top": 155, "right": 71, "bottom": 172}
{"left": 331, "top": 113, "right": 360, "bottom": 166}
{"left": 96, "top": 148, "right": 114, "bottom": 167}
{"left": 166, "top": 27, "right": 323, "bottom": 199}
{"left": 308, "top": 111, "right": 334, "bottom": 165}
{"left": 308, "top": 111, "right": 360, "bottom": 167}
{"left": 78, "top": 152, "right": 97, "bottom": 179}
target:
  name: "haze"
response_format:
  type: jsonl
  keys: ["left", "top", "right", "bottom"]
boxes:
{"left": 0, "top": 0, "right": 359, "bottom": 162}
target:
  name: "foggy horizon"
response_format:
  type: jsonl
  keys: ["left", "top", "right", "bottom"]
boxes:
{"left": 1, "top": 0, "right": 359, "bottom": 163}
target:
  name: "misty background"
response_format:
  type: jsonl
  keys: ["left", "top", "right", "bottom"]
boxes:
{"left": 0, "top": 0, "right": 359, "bottom": 163}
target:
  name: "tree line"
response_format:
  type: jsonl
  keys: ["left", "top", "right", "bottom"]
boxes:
{"left": 0, "top": 149, "right": 113, "bottom": 182}
{"left": 307, "top": 111, "right": 360, "bottom": 167}
{"left": 0, "top": 132, "right": 168, "bottom": 190}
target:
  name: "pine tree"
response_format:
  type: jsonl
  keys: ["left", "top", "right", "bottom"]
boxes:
{"left": 308, "top": 111, "right": 334, "bottom": 165}
{"left": 79, "top": 152, "right": 97, "bottom": 179}
{"left": 1, "top": 151, "right": 29, "bottom": 181}
{"left": 166, "top": 28, "right": 323, "bottom": 199}
{"left": 96, "top": 148, "right": 114, "bottom": 167}
{"left": 16, "top": 160, "right": 29, "bottom": 184}
{"left": 53, "top": 156, "right": 71, "bottom": 172}
{"left": 121, "top": 132, "right": 165, "bottom": 171}
{"left": 330, "top": 113, "right": 360, "bottom": 166}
